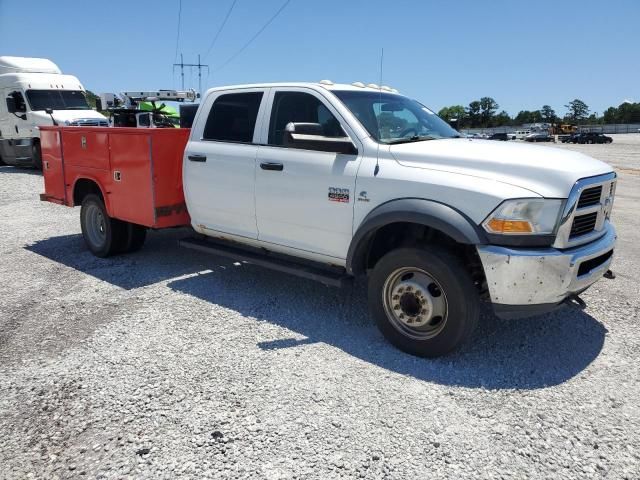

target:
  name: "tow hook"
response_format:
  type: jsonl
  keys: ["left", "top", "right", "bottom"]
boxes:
{"left": 565, "top": 294, "right": 587, "bottom": 310}
{"left": 604, "top": 269, "right": 616, "bottom": 279}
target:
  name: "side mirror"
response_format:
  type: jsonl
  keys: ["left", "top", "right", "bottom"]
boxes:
{"left": 6, "top": 97, "right": 16, "bottom": 113}
{"left": 44, "top": 108, "right": 57, "bottom": 125}
{"left": 284, "top": 122, "right": 357, "bottom": 155}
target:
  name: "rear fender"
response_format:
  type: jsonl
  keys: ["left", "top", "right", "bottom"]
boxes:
{"left": 71, "top": 176, "right": 113, "bottom": 215}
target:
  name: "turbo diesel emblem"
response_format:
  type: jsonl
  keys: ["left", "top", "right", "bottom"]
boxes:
{"left": 328, "top": 187, "right": 349, "bottom": 203}
{"left": 357, "top": 191, "right": 370, "bottom": 202}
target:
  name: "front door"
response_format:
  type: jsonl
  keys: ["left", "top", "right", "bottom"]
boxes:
{"left": 1, "top": 89, "right": 30, "bottom": 163}
{"left": 255, "top": 88, "right": 361, "bottom": 260}
{"left": 183, "top": 89, "right": 267, "bottom": 239}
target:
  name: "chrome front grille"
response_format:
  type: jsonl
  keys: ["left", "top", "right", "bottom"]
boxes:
{"left": 68, "top": 118, "right": 109, "bottom": 127}
{"left": 553, "top": 172, "right": 616, "bottom": 249}
{"left": 570, "top": 211, "right": 598, "bottom": 238}
{"left": 576, "top": 186, "right": 602, "bottom": 209}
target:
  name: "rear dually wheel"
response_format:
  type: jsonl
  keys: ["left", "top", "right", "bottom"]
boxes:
{"left": 80, "top": 194, "right": 127, "bottom": 257}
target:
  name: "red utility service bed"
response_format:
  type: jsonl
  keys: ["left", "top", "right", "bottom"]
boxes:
{"left": 39, "top": 126, "right": 191, "bottom": 229}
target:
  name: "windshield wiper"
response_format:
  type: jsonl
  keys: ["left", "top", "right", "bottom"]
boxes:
{"left": 64, "top": 106, "right": 90, "bottom": 110}
{"left": 386, "top": 135, "right": 436, "bottom": 145}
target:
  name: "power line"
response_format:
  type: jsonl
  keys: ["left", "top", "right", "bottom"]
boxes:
{"left": 204, "top": 0, "right": 238, "bottom": 60}
{"left": 173, "top": 0, "right": 183, "bottom": 63}
{"left": 213, "top": 0, "right": 291, "bottom": 73}
{"left": 173, "top": 54, "right": 210, "bottom": 94}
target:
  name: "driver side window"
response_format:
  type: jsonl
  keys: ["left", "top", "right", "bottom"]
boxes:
{"left": 268, "top": 91, "right": 345, "bottom": 146}
{"left": 9, "top": 91, "right": 27, "bottom": 113}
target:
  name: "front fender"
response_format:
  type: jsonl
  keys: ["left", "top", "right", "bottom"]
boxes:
{"left": 346, "top": 198, "right": 487, "bottom": 275}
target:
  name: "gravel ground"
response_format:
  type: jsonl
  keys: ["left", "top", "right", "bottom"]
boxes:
{"left": 1, "top": 135, "right": 639, "bottom": 479}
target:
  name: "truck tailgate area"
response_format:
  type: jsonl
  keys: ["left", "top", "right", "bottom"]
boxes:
{"left": 40, "top": 126, "right": 191, "bottom": 229}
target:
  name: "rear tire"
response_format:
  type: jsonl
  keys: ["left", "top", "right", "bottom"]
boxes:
{"left": 80, "top": 194, "right": 127, "bottom": 257}
{"left": 368, "top": 246, "right": 479, "bottom": 357}
{"left": 118, "top": 223, "right": 147, "bottom": 253}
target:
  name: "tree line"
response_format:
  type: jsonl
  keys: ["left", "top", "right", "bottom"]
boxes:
{"left": 438, "top": 98, "right": 640, "bottom": 128}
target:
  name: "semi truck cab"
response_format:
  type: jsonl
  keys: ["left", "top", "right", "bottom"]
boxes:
{"left": 0, "top": 56, "right": 107, "bottom": 168}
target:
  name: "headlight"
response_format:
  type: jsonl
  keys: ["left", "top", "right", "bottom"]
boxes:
{"left": 483, "top": 199, "right": 563, "bottom": 235}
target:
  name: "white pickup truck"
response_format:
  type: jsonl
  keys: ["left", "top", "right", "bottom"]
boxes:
{"left": 40, "top": 81, "right": 617, "bottom": 357}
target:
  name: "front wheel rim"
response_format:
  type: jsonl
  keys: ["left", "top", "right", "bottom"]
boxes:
{"left": 382, "top": 267, "right": 448, "bottom": 340}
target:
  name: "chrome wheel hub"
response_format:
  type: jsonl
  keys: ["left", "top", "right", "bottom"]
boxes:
{"left": 382, "top": 267, "right": 448, "bottom": 340}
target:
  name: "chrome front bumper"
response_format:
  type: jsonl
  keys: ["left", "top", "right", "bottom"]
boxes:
{"left": 477, "top": 222, "right": 616, "bottom": 316}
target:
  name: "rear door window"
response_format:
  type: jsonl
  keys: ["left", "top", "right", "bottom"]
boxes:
{"left": 203, "top": 92, "right": 263, "bottom": 143}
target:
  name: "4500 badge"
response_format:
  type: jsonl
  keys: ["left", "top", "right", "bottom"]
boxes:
{"left": 328, "top": 187, "right": 350, "bottom": 203}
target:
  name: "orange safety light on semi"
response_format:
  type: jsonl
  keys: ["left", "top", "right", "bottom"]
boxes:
{"left": 485, "top": 218, "right": 533, "bottom": 234}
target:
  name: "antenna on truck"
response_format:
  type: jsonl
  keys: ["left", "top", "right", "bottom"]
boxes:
{"left": 374, "top": 48, "right": 384, "bottom": 177}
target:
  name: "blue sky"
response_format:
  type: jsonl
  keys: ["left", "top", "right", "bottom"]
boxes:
{"left": 1, "top": 0, "right": 638, "bottom": 116}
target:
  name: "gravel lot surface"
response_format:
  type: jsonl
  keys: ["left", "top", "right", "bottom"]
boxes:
{"left": 1, "top": 134, "right": 639, "bottom": 479}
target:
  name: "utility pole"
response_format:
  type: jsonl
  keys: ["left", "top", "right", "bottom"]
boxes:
{"left": 173, "top": 53, "right": 209, "bottom": 96}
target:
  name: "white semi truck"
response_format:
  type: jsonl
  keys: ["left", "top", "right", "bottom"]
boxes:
{"left": 0, "top": 56, "right": 107, "bottom": 168}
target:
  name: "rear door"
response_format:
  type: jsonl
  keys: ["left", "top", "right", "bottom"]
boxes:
{"left": 183, "top": 89, "right": 267, "bottom": 239}
{"left": 40, "top": 128, "right": 66, "bottom": 203}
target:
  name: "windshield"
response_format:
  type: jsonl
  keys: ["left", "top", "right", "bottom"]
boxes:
{"left": 26, "top": 90, "right": 90, "bottom": 111}
{"left": 332, "top": 90, "right": 460, "bottom": 144}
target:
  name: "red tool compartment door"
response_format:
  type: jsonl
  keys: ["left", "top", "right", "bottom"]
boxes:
{"left": 61, "top": 130, "right": 110, "bottom": 170}
{"left": 40, "top": 129, "right": 66, "bottom": 204}
{"left": 150, "top": 129, "right": 191, "bottom": 228}
{"left": 108, "top": 133, "right": 155, "bottom": 226}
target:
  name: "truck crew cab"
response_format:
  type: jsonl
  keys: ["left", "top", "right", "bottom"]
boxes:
{"left": 40, "top": 81, "right": 617, "bottom": 357}
{"left": 0, "top": 56, "right": 107, "bottom": 168}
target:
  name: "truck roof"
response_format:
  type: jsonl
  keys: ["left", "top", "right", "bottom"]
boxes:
{"left": 203, "top": 81, "right": 401, "bottom": 95}
{"left": 0, "top": 72, "right": 84, "bottom": 91}
{"left": 0, "top": 56, "right": 62, "bottom": 75}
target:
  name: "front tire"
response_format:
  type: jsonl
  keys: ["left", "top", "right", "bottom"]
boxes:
{"left": 368, "top": 247, "right": 479, "bottom": 357}
{"left": 80, "top": 194, "right": 127, "bottom": 257}
{"left": 32, "top": 142, "right": 42, "bottom": 170}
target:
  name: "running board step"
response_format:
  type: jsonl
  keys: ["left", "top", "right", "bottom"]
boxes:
{"left": 179, "top": 236, "right": 350, "bottom": 287}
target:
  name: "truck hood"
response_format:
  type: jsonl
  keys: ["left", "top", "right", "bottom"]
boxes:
{"left": 389, "top": 138, "right": 613, "bottom": 198}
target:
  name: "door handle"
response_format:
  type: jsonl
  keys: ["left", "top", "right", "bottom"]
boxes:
{"left": 188, "top": 154, "right": 206, "bottom": 162}
{"left": 260, "top": 162, "right": 283, "bottom": 171}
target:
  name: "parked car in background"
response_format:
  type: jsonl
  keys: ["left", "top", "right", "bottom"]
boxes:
{"left": 513, "top": 129, "right": 531, "bottom": 140}
{"left": 561, "top": 133, "right": 580, "bottom": 143}
{"left": 488, "top": 132, "right": 509, "bottom": 141}
{"left": 524, "top": 132, "right": 554, "bottom": 142}
{"left": 575, "top": 132, "right": 613, "bottom": 144}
